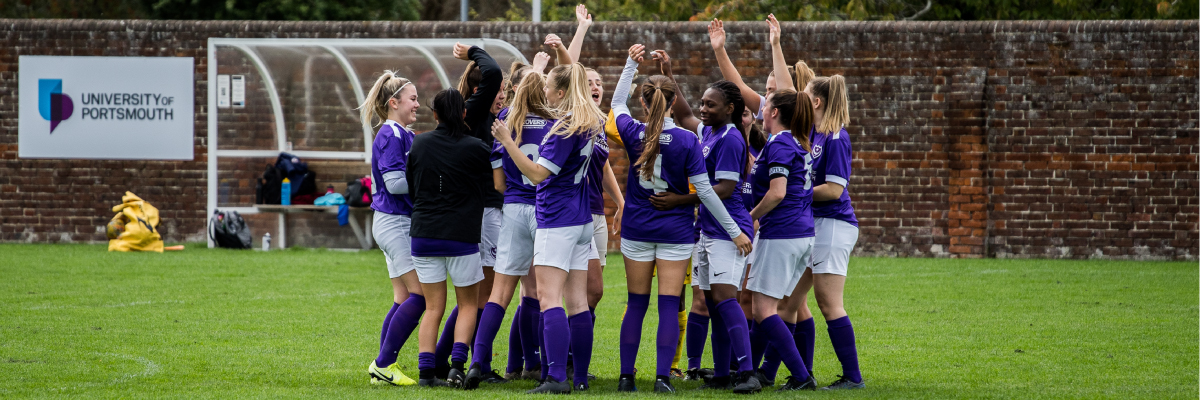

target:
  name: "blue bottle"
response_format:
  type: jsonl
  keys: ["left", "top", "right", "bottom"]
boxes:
{"left": 281, "top": 178, "right": 291, "bottom": 205}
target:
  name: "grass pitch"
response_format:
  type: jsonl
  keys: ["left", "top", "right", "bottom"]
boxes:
{"left": 0, "top": 243, "right": 1196, "bottom": 399}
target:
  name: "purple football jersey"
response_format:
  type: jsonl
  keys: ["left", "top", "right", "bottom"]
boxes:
{"left": 370, "top": 121, "right": 413, "bottom": 215}
{"left": 535, "top": 130, "right": 598, "bottom": 229}
{"left": 493, "top": 114, "right": 555, "bottom": 205}
{"left": 810, "top": 128, "right": 858, "bottom": 226}
{"left": 697, "top": 124, "right": 754, "bottom": 241}
{"left": 586, "top": 138, "right": 611, "bottom": 215}
{"left": 751, "top": 131, "right": 814, "bottom": 239}
{"left": 615, "top": 114, "right": 707, "bottom": 244}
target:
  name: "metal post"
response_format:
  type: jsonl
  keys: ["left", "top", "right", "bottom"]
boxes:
{"left": 532, "top": 0, "right": 541, "bottom": 22}
{"left": 461, "top": 0, "right": 468, "bottom": 21}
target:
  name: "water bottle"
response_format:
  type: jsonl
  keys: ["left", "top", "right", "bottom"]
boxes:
{"left": 262, "top": 233, "right": 271, "bottom": 251}
{"left": 281, "top": 177, "right": 291, "bottom": 205}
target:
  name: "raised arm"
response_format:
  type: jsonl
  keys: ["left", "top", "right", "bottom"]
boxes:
{"left": 545, "top": 34, "right": 573, "bottom": 66}
{"left": 565, "top": 4, "right": 592, "bottom": 65}
{"left": 656, "top": 49, "right": 701, "bottom": 134}
{"left": 767, "top": 14, "right": 794, "bottom": 92}
{"left": 709, "top": 19, "right": 762, "bottom": 115}
{"left": 610, "top": 45, "right": 642, "bottom": 117}
{"left": 455, "top": 42, "right": 503, "bottom": 142}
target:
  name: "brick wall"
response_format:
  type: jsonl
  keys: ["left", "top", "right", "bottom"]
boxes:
{"left": 0, "top": 19, "right": 1194, "bottom": 259}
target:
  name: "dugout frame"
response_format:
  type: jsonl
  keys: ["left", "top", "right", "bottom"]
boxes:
{"left": 205, "top": 38, "right": 527, "bottom": 248}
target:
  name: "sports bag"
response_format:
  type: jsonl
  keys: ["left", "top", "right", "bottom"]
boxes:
{"left": 209, "top": 209, "right": 252, "bottom": 249}
{"left": 108, "top": 191, "right": 164, "bottom": 252}
{"left": 256, "top": 163, "right": 284, "bottom": 204}
{"left": 345, "top": 176, "right": 373, "bottom": 207}
{"left": 276, "top": 153, "right": 317, "bottom": 197}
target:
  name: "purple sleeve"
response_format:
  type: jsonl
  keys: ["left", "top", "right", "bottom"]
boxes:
{"left": 490, "top": 139, "right": 504, "bottom": 169}
{"left": 537, "top": 134, "right": 573, "bottom": 175}
{"left": 825, "top": 132, "right": 852, "bottom": 187}
{"left": 377, "top": 126, "right": 407, "bottom": 173}
{"left": 765, "top": 141, "right": 795, "bottom": 179}
{"left": 684, "top": 140, "right": 707, "bottom": 178}
{"left": 711, "top": 134, "right": 746, "bottom": 181}
{"left": 616, "top": 113, "right": 643, "bottom": 146}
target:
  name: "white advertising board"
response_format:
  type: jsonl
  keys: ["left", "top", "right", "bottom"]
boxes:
{"left": 18, "top": 56, "right": 195, "bottom": 160}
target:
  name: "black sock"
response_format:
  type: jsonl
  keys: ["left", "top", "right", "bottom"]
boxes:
{"left": 656, "top": 374, "right": 670, "bottom": 381}
{"left": 451, "top": 361, "right": 465, "bottom": 371}
{"left": 420, "top": 368, "right": 434, "bottom": 380}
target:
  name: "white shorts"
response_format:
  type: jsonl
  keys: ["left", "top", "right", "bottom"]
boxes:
{"left": 812, "top": 218, "right": 859, "bottom": 276}
{"left": 591, "top": 214, "right": 608, "bottom": 266}
{"left": 479, "top": 207, "right": 502, "bottom": 267}
{"left": 533, "top": 223, "right": 594, "bottom": 272}
{"left": 372, "top": 211, "right": 413, "bottom": 279}
{"left": 621, "top": 239, "right": 694, "bottom": 262}
{"left": 494, "top": 204, "right": 537, "bottom": 276}
{"left": 745, "top": 237, "right": 814, "bottom": 299}
{"left": 691, "top": 233, "right": 748, "bottom": 290}
{"left": 413, "top": 253, "right": 484, "bottom": 286}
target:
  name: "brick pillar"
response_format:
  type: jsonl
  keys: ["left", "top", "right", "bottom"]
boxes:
{"left": 945, "top": 68, "right": 990, "bottom": 258}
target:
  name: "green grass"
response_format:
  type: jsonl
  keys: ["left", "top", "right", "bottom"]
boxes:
{"left": 0, "top": 243, "right": 1196, "bottom": 399}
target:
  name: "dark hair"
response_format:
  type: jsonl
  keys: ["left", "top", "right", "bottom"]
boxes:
{"left": 709, "top": 80, "right": 751, "bottom": 178}
{"left": 456, "top": 61, "right": 482, "bottom": 97}
{"left": 432, "top": 89, "right": 469, "bottom": 138}
{"left": 635, "top": 75, "right": 677, "bottom": 181}
{"left": 748, "top": 120, "right": 766, "bottom": 153}
{"left": 768, "top": 89, "right": 814, "bottom": 152}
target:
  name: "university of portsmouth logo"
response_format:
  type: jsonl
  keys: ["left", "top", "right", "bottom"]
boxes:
{"left": 38, "top": 79, "right": 74, "bottom": 133}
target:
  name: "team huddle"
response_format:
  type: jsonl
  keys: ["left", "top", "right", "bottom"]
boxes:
{"left": 359, "top": 6, "right": 862, "bottom": 394}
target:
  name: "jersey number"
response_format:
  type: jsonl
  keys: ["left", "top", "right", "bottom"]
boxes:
{"left": 520, "top": 143, "right": 540, "bottom": 186}
{"left": 637, "top": 154, "right": 668, "bottom": 191}
{"left": 573, "top": 138, "right": 596, "bottom": 185}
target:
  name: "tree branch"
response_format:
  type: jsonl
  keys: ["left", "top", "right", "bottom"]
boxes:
{"left": 904, "top": 0, "right": 933, "bottom": 20}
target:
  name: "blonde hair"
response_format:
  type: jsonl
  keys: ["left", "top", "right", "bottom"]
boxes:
{"left": 546, "top": 63, "right": 604, "bottom": 139}
{"left": 504, "top": 72, "right": 555, "bottom": 143}
{"left": 793, "top": 61, "right": 815, "bottom": 94}
{"left": 809, "top": 75, "right": 849, "bottom": 134}
{"left": 505, "top": 61, "right": 530, "bottom": 107}
{"left": 456, "top": 61, "right": 481, "bottom": 97}
{"left": 635, "top": 75, "right": 677, "bottom": 181}
{"left": 358, "top": 70, "right": 412, "bottom": 131}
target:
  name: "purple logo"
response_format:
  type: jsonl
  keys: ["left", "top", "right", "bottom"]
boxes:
{"left": 38, "top": 79, "right": 73, "bottom": 133}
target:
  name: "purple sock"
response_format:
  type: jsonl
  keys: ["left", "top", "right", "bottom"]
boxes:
{"left": 685, "top": 312, "right": 709, "bottom": 370}
{"left": 568, "top": 311, "right": 593, "bottom": 383}
{"left": 542, "top": 307, "right": 570, "bottom": 382}
{"left": 707, "top": 298, "right": 731, "bottom": 377}
{"left": 538, "top": 311, "right": 548, "bottom": 381}
{"left": 375, "top": 294, "right": 425, "bottom": 367}
{"left": 827, "top": 316, "right": 862, "bottom": 383}
{"left": 519, "top": 297, "right": 541, "bottom": 371}
{"left": 761, "top": 315, "right": 810, "bottom": 381}
{"left": 656, "top": 295, "right": 681, "bottom": 377}
{"left": 380, "top": 302, "right": 399, "bottom": 349}
{"left": 620, "top": 293, "right": 650, "bottom": 375}
{"left": 451, "top": 342, "right": 470, "bottom": 365}
{"left": 716, "top": 299, "right": 753, "bottom": 373}
{"left": 760, "top": 321, "right": 795, "bottom": 381}
{"left": 418, "top": 351, "right": 436, "bottom": 371}
{"left": 751, "top": 320, "right": 768, "bottom": 369}
{"left": 435, "top": 306, "right": 458, "bottom": 368}
{"left": 506, "top": 305, "right": 524, "bottom": 373}
{"left": 472, "top": 302, "right": 506, "bottom": 370}
{"left": 797, "top": 318, "right": 815, "bottom": 376}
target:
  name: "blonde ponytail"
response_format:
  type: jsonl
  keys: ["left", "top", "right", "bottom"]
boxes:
{"left": 793, "top": 61, "right": 815, "bottom": 95}
{"left": 811, "top": 75, "right": 850, "bottom": 134}
{"left": 504, "top": 72, "right": 554, "bottom": 143}
{"left": 358, "top": 70, "right": 412, "bottom": 131}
